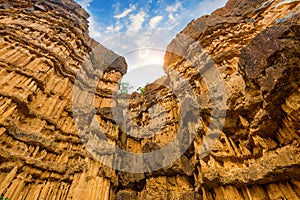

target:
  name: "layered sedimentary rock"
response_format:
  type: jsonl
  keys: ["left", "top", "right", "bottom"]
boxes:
{"left": 0, "top": 0, "right": 300, "bottom": 199}
{"left": 0, "top": 0, "right": 126, "bottom": 199}
{"left": 116, "top": 0, "right": 300, "bottom": 199}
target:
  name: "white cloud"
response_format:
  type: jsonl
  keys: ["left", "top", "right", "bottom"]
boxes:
{"left": 167, "top": 0, "right": 227, "bottom": 31}
{"left": 106, "top": 25, "right": 123, "bottom": 33}
{"left": 76, "top": 0, "right": 93, "bottom": 9}
{"left": 74, "top": 0, "right": 104, "bottom": 41}
{"left": 194, "top": 0, "right": 227, "bottom": 16}
{"left": 127, "top": 10, "right": 147, "bottom": 30}
{"left": 114, "top": 4, "right": 137, "bottom": 19}
{"left": 74, "top": 0, "right": 228, "bottom": 89}
{"left": 168, "top": 13, "right": 176, "bottom": 23}
{"left": 149, "top": 16, "right": 163, "bottom": 27}
{"left": 88, "top": 15, "right": 103, "bottom": 41}
{"left": 166, "top": 2, "right": 182, "bottom": 12}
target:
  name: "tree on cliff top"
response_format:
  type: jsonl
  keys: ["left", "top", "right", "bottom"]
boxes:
{"left": 119, "top": 82, "right": 133, "bottom": 94}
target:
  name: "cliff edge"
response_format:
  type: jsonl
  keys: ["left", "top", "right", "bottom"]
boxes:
{"left": 0, "top": 0, "right": 299, "bottom": 199}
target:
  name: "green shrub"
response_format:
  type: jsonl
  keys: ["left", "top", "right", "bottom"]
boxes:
{"left": 119, "top": 82, "right": 133, "bottom": 94}
{"left": 139, "top": 87, "right": 145, "bottom": 94}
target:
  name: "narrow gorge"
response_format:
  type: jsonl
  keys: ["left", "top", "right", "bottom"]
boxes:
{"left": 0, "top": 0, "right": 299, "bottom": 199}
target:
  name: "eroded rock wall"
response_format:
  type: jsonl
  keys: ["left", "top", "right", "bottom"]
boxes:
{"left": 0, "top": 0, "right": 300, "bottom": 199}
{"left": 0, "top": 0, "right": 126, "bottom": 199}
{"left": 116, "top": 0, "right": 300, "bottom": 199}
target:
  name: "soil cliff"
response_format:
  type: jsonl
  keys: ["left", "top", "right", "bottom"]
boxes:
{"left": 0, "top": 0, "right": 299, "bottom": 199}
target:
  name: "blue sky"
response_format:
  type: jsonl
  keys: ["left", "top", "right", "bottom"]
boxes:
{"left": 75, "top": 0, "right": 227, "bottom": 92}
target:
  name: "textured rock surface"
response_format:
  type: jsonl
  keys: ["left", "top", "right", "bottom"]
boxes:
{"left": 0, "top": 0, "right": 299, "bottom": 199}
{"left": 118, "top": 0, "right": 300, "bottom": 199}
{"left": 0, "top": 0, "right": 125, "bottom": 199}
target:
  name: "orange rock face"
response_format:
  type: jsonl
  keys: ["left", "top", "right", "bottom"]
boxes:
{"left": 0, "top": 0, "right": 300, "bottom": 199}
{"left": 0, "top": 0, "right": 125, "bottom": 199}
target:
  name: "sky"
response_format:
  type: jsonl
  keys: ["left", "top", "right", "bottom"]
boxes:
{"left": 75, "top": 0, "right": 227, "bottom": 92}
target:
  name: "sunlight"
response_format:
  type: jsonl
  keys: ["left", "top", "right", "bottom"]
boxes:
{"left": 121, "top": 48, "right": 166, "bottom": 92}
{"left": 125, "top": 47, "right": 165, "bottom": 69}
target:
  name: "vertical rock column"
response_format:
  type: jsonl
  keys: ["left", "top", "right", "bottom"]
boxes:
{"left": 0, "top": 0, "right": 126, "bottom": 199}
{"left": 116, "top": 0, "right": 300, "bottom": 199}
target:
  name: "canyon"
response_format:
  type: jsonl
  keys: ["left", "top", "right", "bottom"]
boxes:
{"left": 0, "top": 0, "right": 299, "bottom": 199}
